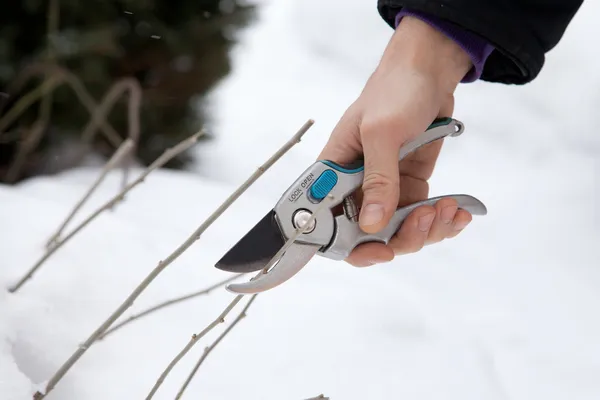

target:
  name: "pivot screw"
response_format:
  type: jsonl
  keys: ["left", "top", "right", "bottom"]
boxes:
{"left": 292, "top": 210, "right": 316, "bottom": 233}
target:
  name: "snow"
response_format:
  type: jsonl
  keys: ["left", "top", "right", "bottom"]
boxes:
{"left": 1, "top": 0, "right": 600, "bottom": 399}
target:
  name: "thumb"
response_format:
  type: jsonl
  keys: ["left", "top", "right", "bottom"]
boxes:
{"left": 358, "top": 123, "right": 403, "bottom": 234}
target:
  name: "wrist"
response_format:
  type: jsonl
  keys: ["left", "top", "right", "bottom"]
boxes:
{"left": 379, "top": 15, "right": 472, "bottom": 93}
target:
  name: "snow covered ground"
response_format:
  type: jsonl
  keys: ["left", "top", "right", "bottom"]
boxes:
{"left": 2, "top": 0, "right": 600, "bottom": 399}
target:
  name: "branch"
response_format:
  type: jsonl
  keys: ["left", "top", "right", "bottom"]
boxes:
{"left": 174, "top": 294, "right": 258, "bottom": 399}
{"left": 98, "top": 273, "right": 245, "bottom": 340}
{"left": 304, "top": 395, "right": 330, "bottom": 400}
{"left": 0, "top": 78, "right": 60, "bottom": 133}
{"left": 146, "top": 193, "right": 334, "bottom": 399}
{"left": 12, "top": 0, "right": 61, "bottom": 184}
{"left": 30, "top": 119, "right": 314, "bottom": 400}
{"left": 0, "top": 64, "right": 123, "bottom": 148}
{"left": 8, "top": 131, "right": 203, "bottom": 294}
{"left": 146, "top": 295, "right": 244, "bottom": 400}
{"left": 39, "top": 0, "right": 60, "bottom": 124}
{"left": 77, "top": 77, "right": 141, "bottom": 191}
{"left": 45, "top": 138, "right": 135, "bottom": 249}
{"left": 0, "top": 67, "right": 139, "bottom": 183}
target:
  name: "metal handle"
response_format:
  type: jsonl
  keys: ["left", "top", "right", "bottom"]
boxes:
{"left": 322, "top": 194, "right": 487, "bottom": 260}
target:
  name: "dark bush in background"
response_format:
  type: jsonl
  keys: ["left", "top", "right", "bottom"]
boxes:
{"left": 0, "top": 0, "right": 255, "bottom": 182}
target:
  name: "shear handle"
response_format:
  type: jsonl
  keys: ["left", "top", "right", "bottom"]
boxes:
{"left": 322, "top": 194, "right": 487, "bottom": 260}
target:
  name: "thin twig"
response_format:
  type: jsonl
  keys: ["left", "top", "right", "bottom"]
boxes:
{"left": 0, "top": 64, "right": 123, "bottom": 148}
{"left": 8, "top": 131, "right": 203, "bottom": 294}
{"left": 98, "top": 273, "right": 245, "bottom": 340}
{"left": 3, "top": 121, "right": 47, "bottom": 183}
{"left": 1, "top": 1, "right": 60, "bottom": 183}
{"left": 0, "top": 78, "right": 60, "bottom": 133}
{"left": 78, "top": 77, "right": 141, "bottom": 191}
{"left": 146, "top": 193, "right": 334, "bottom": 399}
{"left": 39, "top": 0, "right": 60, "bottom": 124}
{"left": 175, "top": 294, "right": 258, "bottom": 399}
{"left": 0, "top": 68, "right": 137, "bottom": 182}
{"left": 45, "top": 138, "right": 135, "bottom": 249}
{"left": 31, "top": 119, "right": 314, "bottom": 400}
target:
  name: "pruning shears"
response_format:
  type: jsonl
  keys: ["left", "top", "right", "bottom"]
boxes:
{"left": 215, "top": 117, "right": 487, "bottom": 294}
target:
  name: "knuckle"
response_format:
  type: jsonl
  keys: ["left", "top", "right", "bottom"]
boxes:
{"left": 362, "top": 171, "right": 396, "bottom": 194}
{"left": 392, "top": 236, "right": 425, "bottom": 255}
{"left": 361, "top": 114, "right": 408, "bottom": 142}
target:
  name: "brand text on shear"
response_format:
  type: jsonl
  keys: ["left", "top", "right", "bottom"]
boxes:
{"left": 288, "top": 173, "right": 314, "bottom": 202}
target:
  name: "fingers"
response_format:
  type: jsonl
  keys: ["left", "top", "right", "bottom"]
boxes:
{"left": 389, "top": 205, "right": 436, "bottom": 255}
{"left": 357, "top": 119, "right": 405, "bottom": 234}
{"left": 345, "top": 242, "right": 394, "bottom": 267}
{"left": 424, "top": 197, "right": 472, "bottom": 244}
{"left": 345, "top": 200, "right": 472, "bottom": 267}
{"left": 389, "top": 200, "right": 471, "bottom": 254}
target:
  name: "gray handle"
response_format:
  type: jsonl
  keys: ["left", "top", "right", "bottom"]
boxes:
{"left": 322, "top": 194, "right": 487, "bottom": 260}
{"left": 325, "top": 119, "right": 465, "bottom": 205}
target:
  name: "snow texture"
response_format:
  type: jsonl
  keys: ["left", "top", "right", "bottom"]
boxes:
{"left": 1, "top": 0, "right": 599, "bottom": 399}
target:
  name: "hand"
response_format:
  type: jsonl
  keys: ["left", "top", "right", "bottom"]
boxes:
{"left": 318, "top": 16, "right": 474, "bottom": 267}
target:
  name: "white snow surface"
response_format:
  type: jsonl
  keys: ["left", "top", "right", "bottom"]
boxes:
{"left": 2, "top": 0, "right": 600, "bottom": 399}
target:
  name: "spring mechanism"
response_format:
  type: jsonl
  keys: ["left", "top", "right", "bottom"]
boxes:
{"left": 343, "top": 196, "right": 359, "bottom": 222}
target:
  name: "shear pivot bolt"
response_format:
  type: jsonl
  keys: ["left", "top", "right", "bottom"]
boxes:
{"left": 292, "top": 210, "right": 316, "bottom": 233}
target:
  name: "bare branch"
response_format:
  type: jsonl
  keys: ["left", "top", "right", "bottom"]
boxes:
{"left": 0, "top": 64, "right": 123, "bottom": 148}
{"left": 0, "top": 67, "right": 140, "bottom": 183}
{"left": 146, "top": 294, "right": 244, "bottom": 400}
{"left": 77, "top": 77, "right": 141, "bottom": 191}
{"left": 39, "top": 0, "right": 60, "bottom": 124}
{"left": 8, "top": 131, "right": 203, "bottom": 294}
{"left": 9, "top": 0, "right": 61, "bottom": 184}
{"left": 98, "top": 273, "right": 245, "bottom": 340}
{"left": 45, "top": 138, "right": 136, "bottom": 249}
{"left": 146, "top": 193, "right": 334, "bottom": 399}
{"left": 0, "top": 78, "right": 60, "bottom": 133}
{"left": 30, "top": 119, "right": 314, "bottom": 399}
{"left": 175, "top": 294, "right": 258, "bottom": 399}
{"left": 3, "top": 121, "right": 48, "bottom": 183}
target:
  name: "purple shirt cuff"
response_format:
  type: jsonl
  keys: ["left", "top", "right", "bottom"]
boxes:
{"left": 395, "top": 10, "right": 495, "bottom": 83}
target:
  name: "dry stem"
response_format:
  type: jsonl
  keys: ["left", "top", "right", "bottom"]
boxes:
{"left": 146, "top": 193, "right": 333, "bottom": 399}
{"left": 31, "top": 119, "right": 314, "bottom": 400}
{"left": 0, "top": 64, "right": 122, "bottom": 148}
{"left": 39, "top": 0, "right": 60, "bottom": 124}
{"left": 175, "top": 294, "right": 258, "bottom": 399}
{"left": 98, "top": 273, "right": 245, "bottom": 340}
{"left": 45, "top": 138, "right": 135, "bottom": 249}
{"left": 78, "top": 77, "right": 141, "bottom": 190}
{"left": 9, "top": 131, "right": 203, "bottom": 294}
{"left": 0, "top": 78, "right": 60, "bottom": 133}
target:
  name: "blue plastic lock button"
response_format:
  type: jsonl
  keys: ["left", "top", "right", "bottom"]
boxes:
{"left": 310, "top": 169, "right": 338, "bottom": 200}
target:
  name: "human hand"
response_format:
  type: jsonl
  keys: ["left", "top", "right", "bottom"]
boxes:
{"left": 318, "top": 16, "right": 474, "bottom": 267}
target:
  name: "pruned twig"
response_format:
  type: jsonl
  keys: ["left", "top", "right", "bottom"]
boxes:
{"left": 31, "top": 119, "right": 314, "bottom": 400}
{"left": 146, "top": 193, "right": 334, "bottom": 399}
{"left": 175, "top": 293, "right": 258, "bottom": 399}
{"left": 98, "top": 273, "right": 245, "bottom": 340}
{"left": 45, "top": 138, "right": 135, "bottom": 249}
{"left": 9, "top": 131, "right": 203, "bottom": 294}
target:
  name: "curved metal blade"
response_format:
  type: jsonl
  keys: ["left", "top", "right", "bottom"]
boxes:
{"left": 226, "top": 243, "right": 320, "bottom": 294}
{"left": 215, "top": 210, "right": 285, "bottom": 273}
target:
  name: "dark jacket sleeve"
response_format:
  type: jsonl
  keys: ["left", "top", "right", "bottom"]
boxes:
{"left": 377, "top": 0, "right": 584, "bottom": 84}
